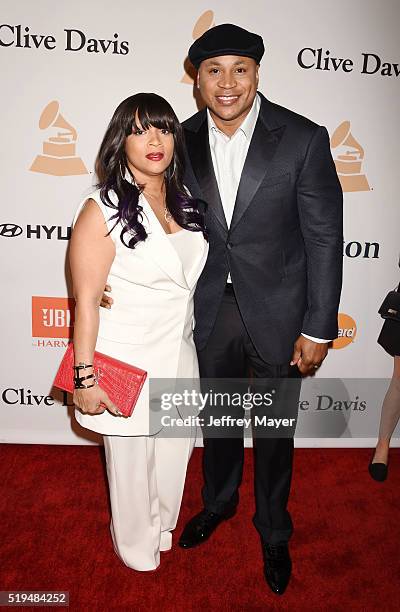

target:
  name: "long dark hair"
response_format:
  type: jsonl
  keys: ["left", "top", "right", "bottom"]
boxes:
{"left": 95, "top": 93, "right": 206, "bottom": 248}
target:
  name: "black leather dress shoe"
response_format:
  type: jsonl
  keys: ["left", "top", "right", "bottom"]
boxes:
{"left": 178, "top": 508, "right": 236, "bottom": 549}
{"left": 368, "top": 461, "right": 388, "bottom": 482}
{"left": 263, "top": 543, "right": 292, "bottom": 595}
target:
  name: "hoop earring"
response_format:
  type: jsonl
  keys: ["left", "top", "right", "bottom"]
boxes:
{"left": 122, "top": 164, "right": 136, "bottom": 186}
{"left": 167, "top": 159, "right": 177, "bottom": 180}
{"left": 119, "top": 161, "right": 127, "bottom": 181}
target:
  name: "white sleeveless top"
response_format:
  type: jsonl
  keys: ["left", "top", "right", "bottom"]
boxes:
{"left": 72, "top": 188, "right": 209, "bottom": 437}
{"left": 167, "top": 229, "right": 201, "bottom": 286}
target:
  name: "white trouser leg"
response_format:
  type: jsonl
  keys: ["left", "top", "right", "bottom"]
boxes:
{"left": 155, "top": 427, "right": 196, "bottom": 551}
{"left": 103, "top": 435, "right": 161, "bottom": 571}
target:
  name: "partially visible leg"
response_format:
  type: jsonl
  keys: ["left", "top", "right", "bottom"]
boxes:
{"left": 154, "top": 429, "right": 195, "bottom": 552}
{"left": 252, "top": 436, "right": 294, "bottom": 543}
{"left": 373, "top": 356, "right": 400, "bottom": 464}
{"left": 198, "top": 291, "right": 248, "bottom": 515}
{"left": 179, "top": 289, "right": 248, "bottom": 548}
{"left": 244, "top": 342, "right": 298, "bottom": 545}
{"left": 103, "top": 435, "right": 161, "bottom": 571}
{"left": 245, "top": 346, "right": 299, "bottom": 596}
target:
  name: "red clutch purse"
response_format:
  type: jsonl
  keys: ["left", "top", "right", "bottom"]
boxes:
{"left": 53, "top": 343, "right": 147, "bottom": 417}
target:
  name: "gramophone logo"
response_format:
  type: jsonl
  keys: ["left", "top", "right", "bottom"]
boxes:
{"left": 30, "top": 100, "right": 88, "bottom": 176}
{"left": 330, "top": 121, "right": 370, "bottom": 192}
{"left": 181, "top": 10, "right": 215, "bottom": 84}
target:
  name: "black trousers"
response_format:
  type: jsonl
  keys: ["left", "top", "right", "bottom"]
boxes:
{"left": 197, "top": 286, "right": 300, "bottom": 544}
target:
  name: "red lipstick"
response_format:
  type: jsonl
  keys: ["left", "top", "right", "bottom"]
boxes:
{"left": 146, "top": 153, "right": 164, "bottom": 161}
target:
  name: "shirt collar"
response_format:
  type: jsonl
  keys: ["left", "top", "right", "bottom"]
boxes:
{"left": 207, "top": 93, "right": 260, "bottom": 140}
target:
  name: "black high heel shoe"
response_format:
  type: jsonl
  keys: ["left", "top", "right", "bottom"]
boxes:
{"left": 368, "top": 460, "right": 388, "bottom": 482}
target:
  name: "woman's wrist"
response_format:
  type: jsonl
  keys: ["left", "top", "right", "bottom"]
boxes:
{"left": 73, "top": 363, "right": 96, "bottom": 389}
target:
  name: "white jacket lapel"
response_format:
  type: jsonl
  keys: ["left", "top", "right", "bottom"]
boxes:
{"left": 140, "top": 195, "right": 189, "bottom": 289}
{"left": 185, "top": 233, "right": 209, "bottom": 290}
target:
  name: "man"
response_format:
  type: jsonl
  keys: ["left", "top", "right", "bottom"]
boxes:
{"left": 177, "top": 24, "right": 343, "bottom": 595}
{"left": 101, "top": 23, "right": 342, "bottom": 595}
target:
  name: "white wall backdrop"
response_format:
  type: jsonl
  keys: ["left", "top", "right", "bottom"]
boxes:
{"left": 1, "top": 0, "right": 399, "bottom": 446}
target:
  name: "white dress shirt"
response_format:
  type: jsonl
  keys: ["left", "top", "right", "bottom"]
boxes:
{"left": 207, "top": 94, "right": 329, "bottom": 344}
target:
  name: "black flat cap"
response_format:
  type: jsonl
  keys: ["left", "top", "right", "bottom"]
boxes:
{"left": 188, "top": 23, "right": 264, "bottom": 69}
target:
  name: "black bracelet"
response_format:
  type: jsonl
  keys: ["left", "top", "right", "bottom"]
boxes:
{"left": 74, "top": 381, "right": 96, "bottom": 389}
{"left": 73, "top": 363, "right": 95, "bottom": 389}
{"left": 73, "top": 363, "right": 93, "bottom": 373}
{"left": 74, "top": 373, "right": 97, "bottom": 389}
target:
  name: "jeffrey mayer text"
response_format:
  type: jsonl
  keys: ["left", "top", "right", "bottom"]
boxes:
{"left": 161, "top": 415, "right": 296, "bottom": 428}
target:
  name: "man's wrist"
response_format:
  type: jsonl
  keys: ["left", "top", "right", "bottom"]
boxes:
{"left": 301, "top": 333, "right": 331, "bottom": 344}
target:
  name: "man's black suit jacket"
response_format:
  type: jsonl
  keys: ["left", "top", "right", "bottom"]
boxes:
{"left": 183, "top": 93, "right": 343, "bottom": 365}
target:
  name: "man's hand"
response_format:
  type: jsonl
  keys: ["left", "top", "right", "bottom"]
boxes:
{"left": 290, "top": 335, "right": 328, "bottom": 376}
{"left": 100, "top": 284, "right": 113, "bottom": 309}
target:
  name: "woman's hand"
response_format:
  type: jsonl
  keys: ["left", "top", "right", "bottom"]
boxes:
{"left": 100, "top": 284, "right": 114, "bottom": 309}
{"left": 73, "top": 384, "right": 123, "bottom": 417}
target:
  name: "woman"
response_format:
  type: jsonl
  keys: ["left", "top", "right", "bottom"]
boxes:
{"left": 369, "top": 280, "right": 400, "bottom": 482}
{"left": 70, "top": 93, "right": 208, "bottom": 570}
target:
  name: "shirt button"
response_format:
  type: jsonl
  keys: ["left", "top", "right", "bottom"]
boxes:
{"left": 227, "top": 242, "right": 233, "bottom": 250}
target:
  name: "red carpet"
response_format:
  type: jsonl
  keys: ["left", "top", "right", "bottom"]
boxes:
{"left": 0, "top": 445, "right": 399, "bottom": 611}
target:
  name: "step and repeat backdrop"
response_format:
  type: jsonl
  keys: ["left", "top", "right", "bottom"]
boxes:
{"left": 1, "top": 0, "right": 399, "bottom": 446}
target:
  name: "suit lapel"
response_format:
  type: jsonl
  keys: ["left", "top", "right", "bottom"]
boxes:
{"left": 185, "top": 118, "right": 228, "bottom": 234}
{"left": 230, "top": 112, "right": 286, "bottom": 233}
